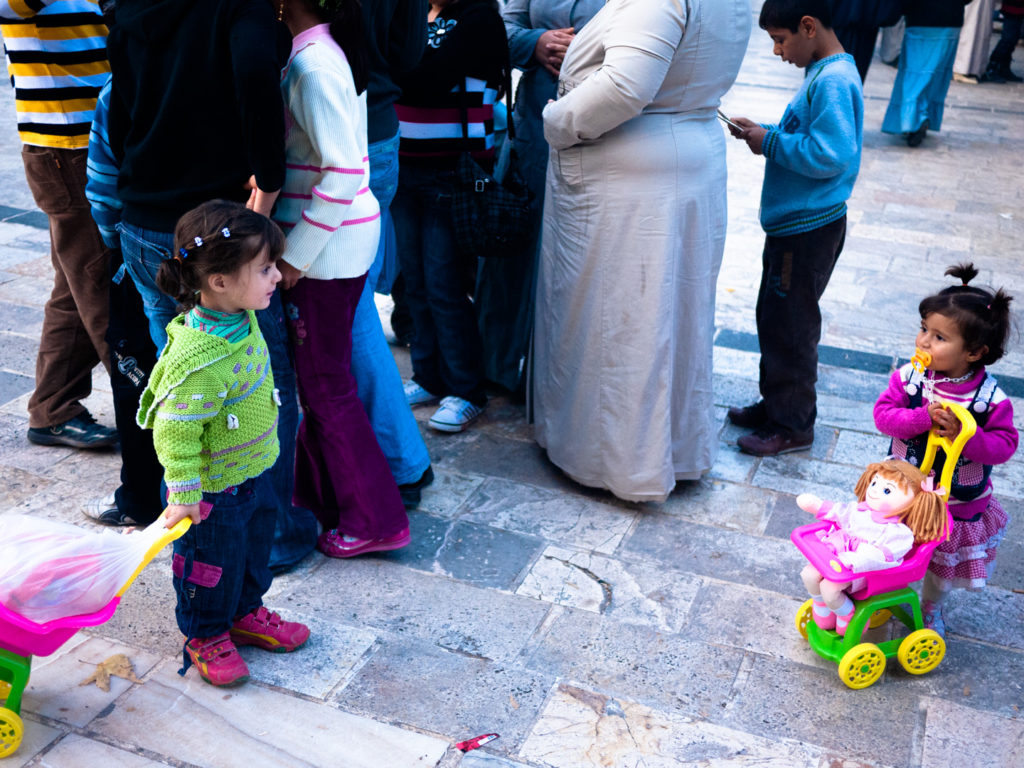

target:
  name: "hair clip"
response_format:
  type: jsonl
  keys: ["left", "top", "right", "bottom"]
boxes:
{"left": 194, "top": 236, "right": 204, "bottom": 247}
{"left": 221, "top": 227, "right": 231, "bottom": 238}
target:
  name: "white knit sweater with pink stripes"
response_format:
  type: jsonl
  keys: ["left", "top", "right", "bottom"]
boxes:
{"left": 275, "top": 24, "right": 380, "bottom": 280}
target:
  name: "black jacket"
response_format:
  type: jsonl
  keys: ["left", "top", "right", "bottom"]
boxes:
{"left": 904, "top": 0, "right": 972, "bottom": 28}
{"left": 107, "top": 0, "right": 290, "bottom": 231}
{"left": 363, "top": 0, "right": 428, "bottom": 143}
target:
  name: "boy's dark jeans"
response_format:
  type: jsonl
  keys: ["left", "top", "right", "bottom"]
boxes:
{"left": 107, "top": 250, "right": 164, "bottom": 525}
{"left": 755, "top": 215, "right": 846, "bottom": 436}
{"left": 172, "top": 475, "right": 276, "bottom": 640}
{"left": 989, "top": 12, "right": 1023, "bottom": 69}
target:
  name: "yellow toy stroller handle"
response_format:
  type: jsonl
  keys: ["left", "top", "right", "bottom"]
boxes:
{"left": 917, "top": 400, "right": 976, "bottom": 506}
{"left": 115, "top": 513, "right": 192, "bottom": 598}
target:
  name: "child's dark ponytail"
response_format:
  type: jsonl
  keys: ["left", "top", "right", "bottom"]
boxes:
{"left": 156, "top": 250, "right": 203, "bottom": 312}
{"left": 156, "top": 199, "right": 285, "bottom": 313}
{"left": 944, "top": 263, "right": 979, "bottom": 286}
{"left": 919, "top": 262, "right": 1014, "bottom": 367}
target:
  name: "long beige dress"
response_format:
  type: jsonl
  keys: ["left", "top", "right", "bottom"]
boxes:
{"left": 954, "top": 0, "right": 995, "bottom": 78}
{"left": 533, "top": 0, "right": 749, "bottom": 502}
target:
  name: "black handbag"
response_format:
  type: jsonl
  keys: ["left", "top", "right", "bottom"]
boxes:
{"left": 450, "top": 66, "right": 533, "bottom": 259}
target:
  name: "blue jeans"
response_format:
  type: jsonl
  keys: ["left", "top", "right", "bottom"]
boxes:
{"left": 259, "top": 290, "right": 318, "bottom": 570}
{"left": 172, "top": 475, "right": 276, "bottom": 641}
{"left": 367, "top": 131, "right": 400, "bottom": 294}
{"left": 119, "top": 221, "right": 316, "bottom": 571}
{"left": 351, "top": 132, "right": 430, "bottom": 486}
{"left": 117, "top": 223, "right": 177, "bottom": 352}
{"left": 351, "top": 276, "right": 430, "bottom": 485}
{"left": 392, "top": 163, "right": 486, "bottom": 405}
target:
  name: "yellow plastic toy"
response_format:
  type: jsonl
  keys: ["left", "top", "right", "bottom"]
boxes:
{"left": 0, "top": 512, "right": 190, "bottom": 758}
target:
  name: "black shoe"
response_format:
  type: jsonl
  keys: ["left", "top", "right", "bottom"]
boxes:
{"left": 398, "top": 465, "right": 434, "bottom": 510}
{"left": 906, "top": 121, "right": 928, "bottom": 147}
{"left": 981, "top": 66, "right": 1007, "bottom": 84}
{"left": 727, "top": 401, "right": 769, "bottom": 429}
{"left": 27, "top": 413, "right": 118, "bottom": 449}
{"left": 1000, "top": 67, "right": 1023, "bottom": 83}
{"left": 737, "top": 427, "right": 813, "bottom": 457}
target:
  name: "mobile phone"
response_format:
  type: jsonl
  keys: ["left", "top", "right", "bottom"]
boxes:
{"left": 716, "top": 109, "right": 742, "bottom": 130}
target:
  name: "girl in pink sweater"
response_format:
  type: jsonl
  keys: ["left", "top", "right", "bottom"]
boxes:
{"left": 873, "top": 264, "right": 1017, "bottom": 637}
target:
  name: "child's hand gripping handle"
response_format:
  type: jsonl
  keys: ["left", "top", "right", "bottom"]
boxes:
{"left": 115, "top": 501, "right": 212, "bottom": 597}
{"left": 920, "top": 401, "right": 977, "bottom": 506}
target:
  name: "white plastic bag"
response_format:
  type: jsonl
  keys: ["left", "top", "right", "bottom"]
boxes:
{"left": 0, "top": 514, "right": 166, "bottom": 624}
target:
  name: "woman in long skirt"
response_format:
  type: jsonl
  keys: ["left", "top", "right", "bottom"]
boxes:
{"left": 882, "top": 0, "right": 971, "bottom": 147}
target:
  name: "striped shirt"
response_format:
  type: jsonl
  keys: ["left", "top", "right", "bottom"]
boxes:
{"left": 84, "top": 75, "right": 118, "bottom": 246}
{"left": 187, "top": 306, "right": 251, "bottom": 344}
{"left": 0, "top": 0, "right": 108, "bottom": 149}
{"left": 393, "top": 3, "right": 507, "bottom": 166}
{"left": 395, "top": 76, "right": 497, "bottom": 162}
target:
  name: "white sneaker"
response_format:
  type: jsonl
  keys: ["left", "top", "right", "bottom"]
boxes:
{"left": 428, "top": 396, "right": 485, "bottom": 433}
{"left": 404, "top": 380, "right": 440, "bottom": 407}
{"left": 82, "top": 493, "right": 138, "bottom": 526}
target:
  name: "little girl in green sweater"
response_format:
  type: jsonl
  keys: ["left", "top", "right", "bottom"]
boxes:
{"left": 138, "top": 200, "right": 309, "bottom": 687}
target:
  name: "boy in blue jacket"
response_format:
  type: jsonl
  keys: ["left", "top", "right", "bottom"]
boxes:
{"left": 726, "top": 0, "right": 863, "bottom": 457}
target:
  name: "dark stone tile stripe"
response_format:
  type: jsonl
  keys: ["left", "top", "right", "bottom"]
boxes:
{"left": 715, "top": 327, "right": 1024, "bottom": 397}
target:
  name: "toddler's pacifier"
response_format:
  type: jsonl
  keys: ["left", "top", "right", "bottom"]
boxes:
{"left": 910, "top": 348, "right": 931, "bottom": 374}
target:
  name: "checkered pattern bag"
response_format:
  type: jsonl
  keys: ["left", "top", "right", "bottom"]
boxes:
{"left": 451, "top": 149, "right": 532, "bottom": 259}
{"left": 450, "top": 62, "right": 533, "bottom": 259}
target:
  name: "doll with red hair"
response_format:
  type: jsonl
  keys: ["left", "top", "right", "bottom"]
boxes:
{"left": 798, "top": 460, "right": 948, "bottom": 635}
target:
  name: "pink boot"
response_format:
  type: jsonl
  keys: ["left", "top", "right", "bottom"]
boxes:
{"left": 811, "top": 597, "right": 836, "bottom": 630}
{"left": 835, "top": 602, "right": 856, "bottom": 636}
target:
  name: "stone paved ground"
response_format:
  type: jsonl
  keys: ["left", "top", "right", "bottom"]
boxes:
{"left": 1, "top": 5, "right": 1023, "bottom": 767}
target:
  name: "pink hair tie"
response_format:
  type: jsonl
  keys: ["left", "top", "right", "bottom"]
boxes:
{"left": 920, "top": 477, "right": 946, "bottom": 496}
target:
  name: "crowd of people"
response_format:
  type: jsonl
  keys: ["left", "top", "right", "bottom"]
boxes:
{"left": 1, "top": 0, "right": 1018, "bottom": 685}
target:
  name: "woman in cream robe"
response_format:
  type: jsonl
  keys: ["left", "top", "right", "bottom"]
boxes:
{"left": 533, "top": 0, "right": 749, "bottom": 502}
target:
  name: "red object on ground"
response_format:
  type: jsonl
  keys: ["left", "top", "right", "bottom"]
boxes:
{"left": 455, "top": 733, "right": 499, "bottom": 752}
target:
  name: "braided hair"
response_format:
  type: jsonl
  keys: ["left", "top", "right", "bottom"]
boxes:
{"left": 918, "top": 263, "right": 1014, "bottom": 368}
{"left": 156, "top": 199, "right": 285, "bottom": 312}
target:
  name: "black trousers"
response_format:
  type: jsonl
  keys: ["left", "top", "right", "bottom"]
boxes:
{"left": 989, "top": 12, "right": 1023, "bottom": 69}
{"left": 107, "top": 249, "right": 164, "bottom": 524}
{"left": 755, "top": 216, "right": 846, "bottom": 436}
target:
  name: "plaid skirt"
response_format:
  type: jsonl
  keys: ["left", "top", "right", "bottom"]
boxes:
{"left": 928, "top": 496, "right": 1009, "bottom": 590}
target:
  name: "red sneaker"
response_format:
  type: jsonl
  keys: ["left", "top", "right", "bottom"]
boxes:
{"left": 185, "top": 632, "right": 250, "bottom": 686}
{"left": 230, "top": 606, "right": 310, "bottom": 653}
{"left": 317, "top": 526, "right": 411, "bottom": 558}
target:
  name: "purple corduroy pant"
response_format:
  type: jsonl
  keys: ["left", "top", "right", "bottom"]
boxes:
{"left": 285, "top": 274, "right": 407, "bottom": 539}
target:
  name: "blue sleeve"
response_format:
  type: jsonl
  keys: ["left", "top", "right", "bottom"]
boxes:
{"left": 503, "top": 0, "right": 544, "bottom": 71}
{"left": 762, "top": 75, "right": 861, "bottom": 180}
{"left": 85, "top": 77, "right": 122, "bottom": 250}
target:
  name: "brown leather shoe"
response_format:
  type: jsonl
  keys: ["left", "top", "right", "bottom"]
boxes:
{"left": 737, "top": 427, "right": 813, "bottom": 457}
{"left": 727, "top": 401, "right": 769, "bottom": 429}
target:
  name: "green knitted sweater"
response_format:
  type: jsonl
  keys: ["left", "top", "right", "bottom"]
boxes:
{"left": 137, "top": 311, "right": 280, "bottom": 505}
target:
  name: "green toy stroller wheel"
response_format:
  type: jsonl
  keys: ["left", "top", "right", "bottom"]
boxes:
{"left": 795, "top": 599, "right": 814, "bottom": 640}
{"left": 898, "top": 629, "right": 945, "bottom": 675}
{"left": 838, "top": 643, "right": 886, "bottom": 689}
{"left": 868, "top": 609, "right": 892, "bottom": 629}
{"left": 0, "top": 706, "right": 23, "bottom": 758}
